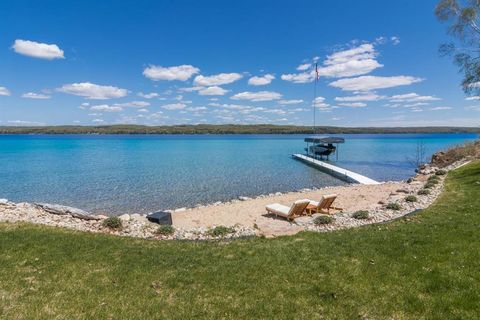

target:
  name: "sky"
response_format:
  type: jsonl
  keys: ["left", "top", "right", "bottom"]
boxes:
{"left": 0, "top": 0, "right": 479, "bottom": 127}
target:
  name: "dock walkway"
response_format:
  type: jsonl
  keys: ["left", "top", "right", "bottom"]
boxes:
{"left": 292, "top": 154, "right": 380, "bottom": 185}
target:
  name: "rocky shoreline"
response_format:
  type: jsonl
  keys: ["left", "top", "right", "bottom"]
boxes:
{"left": 0, "top": 159, "right": 471, "bottom": 241}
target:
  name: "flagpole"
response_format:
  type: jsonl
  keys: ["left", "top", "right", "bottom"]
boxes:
{"left": 313, "top": 63, "right": 318, "bottom": 135}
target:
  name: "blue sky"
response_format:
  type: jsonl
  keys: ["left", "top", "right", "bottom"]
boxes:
{"left": 0, "top": 0, "right": 479, "bottom": 127}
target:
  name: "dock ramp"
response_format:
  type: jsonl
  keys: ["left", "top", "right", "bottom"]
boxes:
{"left": 293, "top": 154, "right": 380, "bottom": 185}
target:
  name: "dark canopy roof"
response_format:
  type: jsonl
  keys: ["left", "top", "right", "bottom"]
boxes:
{"left": 304, "top": 136, "right": 345, "bottom": 143}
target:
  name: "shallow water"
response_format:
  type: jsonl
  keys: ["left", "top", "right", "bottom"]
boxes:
{"left": 0, "top": 133, "right": 477, "bottom": 214}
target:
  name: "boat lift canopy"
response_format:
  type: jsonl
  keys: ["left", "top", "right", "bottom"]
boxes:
{"left": 304, "top": 136, "right": 345, "bottom": 144}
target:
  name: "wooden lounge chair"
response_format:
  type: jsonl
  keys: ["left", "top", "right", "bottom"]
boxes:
{"left": 265, "top": 199, "right": 311, "bottom": 221}
{"left": 307, "top": 194, "right": 341, "bottom": 214}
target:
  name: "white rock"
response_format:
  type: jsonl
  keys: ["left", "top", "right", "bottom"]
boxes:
{"left": 118, "top": 214, "right": 130, "bottom": 221}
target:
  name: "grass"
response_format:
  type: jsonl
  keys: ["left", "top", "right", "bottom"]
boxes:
{"left": 0, "top": 161, "right": 479, "bottom": 319}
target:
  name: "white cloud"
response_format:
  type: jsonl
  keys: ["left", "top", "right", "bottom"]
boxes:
{"left": 313, "top": 96, "right": 330, "bottom": 110}
{"left": 335, "top": 93, "right": 384, "bottom": 102}
{"left": 466, "top": 105, "right": 480, "bottom": 111}
{"left": 90, "top": 104, "right": 123, "bottom": 112}
{"left": 278, "top": 99, "right": 304, "bottom": 105}
{"left": 0, "top": 87, "right": 11, "bottom": 96}
{"left": 187, "top": 106, "right": 207, "bottom": 112}
{"left": 329, "top": 75, "right": 423, "bottom": 91}
{"left": 143, "top": 65, "right": 199, "bottom": 81}
{"left": 319, "top": 58, "right": 382, "bottom": 78}
{"left": 280, "top": 72, "right": 314, "bottom": 84}
{"left": 7, "top": 120, "right": 45, "bottom": 125}
{"left": 194, "top": 73, "right": 242, "bottom": 86}
{"left": 21, "top": 92, "right": 51, "bottom": 99}
{"left": 113, "top": 101, "right": 150, "bottom": 108}
{"left": 404, "top": 102, "right": 430, "bottom": 107}
{"left": 162, "top": 103, "right": 186, "bottom": 110}
{"left": 92, "top": 119, "right": 104, "bottom": 123}
{"left": 389, "top": 93, "right": 440, "bottom": 102}
{"left": 248, "top": 74, "right": 275, "bottom": 86}
{"left": 57, "top": 82, "right": 128, "bottom": 99}
{"left": 430, "top": 106, "right": 452, "bottom": 111}
{"left": 296, "top": 63, "right": 311, "bottom": 71}
{"left": 198, "top": 86, "right": 228, "bottom": 96}
{"left": 391, "top": 36, "right": 400, "bottom": 45}
{"left": 137, "top": 108, "right": 149, "bottom": 113}
{"left": 325, "top": 44, "right": 376, "bottom": 65}
{"left": 338, "top": 102, "right": 367, "bottom": 107}
{"left": 137, "top": 92, "right": 159, "bottom": 99}
{"left": 178, "top": 86, "right": 203, "bottom": 92}
{"left": 12, "top": 39, "right": 64, "bottom": 60}
{"left": 282, "top": 43, "right": 382, "bottom": 82}
{"left": 465, "top": 96, "right": 480, "bottom": 101}
{"left": 231, "top": 91, "right": 282, "bottom": 101}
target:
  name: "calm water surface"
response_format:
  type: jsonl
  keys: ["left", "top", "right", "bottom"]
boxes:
{"left": 0, "top": 133, "right": 477, "bottom": 214}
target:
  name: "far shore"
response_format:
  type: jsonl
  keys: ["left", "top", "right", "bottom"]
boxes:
{"left": 1, "top": 124, "right": 479, "bottom": 135}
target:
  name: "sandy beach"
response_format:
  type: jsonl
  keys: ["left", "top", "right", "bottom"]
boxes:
{"left": 172, "top": 180, "right": 418, "bottom": 237}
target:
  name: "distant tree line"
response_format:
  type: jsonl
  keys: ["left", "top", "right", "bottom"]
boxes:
{"left": 0, "top": 124, "right": 478, "bottom": 134}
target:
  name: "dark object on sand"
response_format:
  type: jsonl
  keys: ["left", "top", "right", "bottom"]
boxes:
{"left": 146, "top": 211, "right": 172, "bottom": 225}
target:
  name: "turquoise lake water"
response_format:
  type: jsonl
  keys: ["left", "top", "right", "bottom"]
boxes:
{"left": 0, "top": 133, "right": 477, "bottom": 214}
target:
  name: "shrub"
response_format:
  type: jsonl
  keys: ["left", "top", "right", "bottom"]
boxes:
{"left": 428, "top": 175, "right": 440, "bottom": 182}
{"left": 156, "top": 225, "right": 175, "bottom": 236}
{"left": 424, "top": 181, "right": 437, "bottom": 189}
{"left": 435, "top": 169, "right": 447, "bottom": 176}
{"left": 418, "top": 189, "right": 430, "bottom": 195}
{"left": 352, "top": 210, "right": 369, "bottom": 220}
{"left": 102, "top": 216, "right": 122, "bottom": 230}
{"left": 405, "top": 195, "right": 417, "bottom": 202}
{"left": 208, "top": 226, "right": 235, "bottom": 237}
{"left": 386, "top": 203, "right": 401, "bottom": 210}
{"left": 314, "top": 215, "right": 335, "bottom": 225}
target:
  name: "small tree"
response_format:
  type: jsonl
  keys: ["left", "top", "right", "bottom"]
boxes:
{"left": 407, "top": 141, "right": 427, "bottom": 168}
{"left": 436, "top": 0, "right": 480, "bottom": 94}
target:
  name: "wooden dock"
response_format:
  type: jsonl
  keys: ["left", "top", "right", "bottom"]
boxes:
{"left": 292, "top": 154, "right": 380, "bottom": 185}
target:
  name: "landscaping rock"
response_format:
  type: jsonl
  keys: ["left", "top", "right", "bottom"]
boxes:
{"left": 33, "top": 203, "right": 100, "bottom": 220}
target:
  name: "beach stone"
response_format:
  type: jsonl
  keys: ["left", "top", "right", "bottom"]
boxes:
{"left": 239, "top": 196, "right": 251, "bottom": 201}
{"left": 118, "top": 214, "right": 130, "bottom": 221}
{"left": 96, "top": 214, "right": 109, "bottom": 220}
{"left": 0, "top": 199, "right": 9, "bottom": 205}
{"left": 34, "top": 203, "right": 100, "bottom": 220}
{"left": 396, "top": 189, "right": 409, "bottom": 194}
{"left": 174, "top": 208, "right": 186, "bottom": 212}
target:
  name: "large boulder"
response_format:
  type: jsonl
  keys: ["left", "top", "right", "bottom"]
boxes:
{"left": 34, "top": 203, "right": 100, "bottom": 220}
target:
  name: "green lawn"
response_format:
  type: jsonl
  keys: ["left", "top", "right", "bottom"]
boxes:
{"left": 1, "top": 162, "right": 479, "bottom": 319}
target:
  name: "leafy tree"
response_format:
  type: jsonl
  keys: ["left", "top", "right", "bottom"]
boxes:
{"left": 436, "top": 0, "right": 480, "bottom": 94}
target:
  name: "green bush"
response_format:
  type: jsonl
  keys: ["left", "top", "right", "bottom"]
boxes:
{"left": 352, "top": 210, "right": 369, "bottom": 220}
{"left": 428, "top": 175, "right": 440, "bottom": 182}
{"left": 156, "top": 225, "right": 175, "bottom": 236}
{"left": 405, "top": 195, "right": 417, "bottom": 202}
{"left": 435, "top": 169, "right": 447, "bottom": 176}
{"left": 208, "top": 226, "right": 235, "bottom": 237}
{"left": 386, "top": 203, "right": 402, "bottom": 210}
{"left": 314, "top": 215, "right": 335, "bottom": 225}
{"left": 424, "top": 181, "right": 437, "bottom": 189}
{"left": 418, "top": 189, "right": 430, "bottom": 195}
{"left": 102, "top": 216, "right": 122, "bottom": 230}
